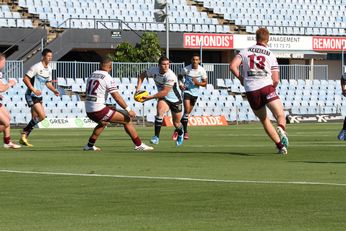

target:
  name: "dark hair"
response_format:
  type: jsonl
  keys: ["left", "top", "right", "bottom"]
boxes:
{"left": 41, "top": 48, "right": 52, "bottom": 56}
{"left": 158, "top": 56, "right": 170, "bottom": 65}
{"left": 99, "top": 57, "right": 112, "bottom": 68}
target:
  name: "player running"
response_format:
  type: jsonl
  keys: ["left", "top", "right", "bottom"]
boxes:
{"left": 337, "top": 73, "right": 346, "bottom": 140}
{"left": 0, "top": 53, "right": 21, "bottom": 149}
{"left": 19, "top": 48, "right": 60, "bottom": 147}
{"left": 230, "top": 28, "right": 289, "bottom": 154}
{"left": 83, "top": 57, "right": 153, "bottom": 151}
{"left": 172, "top": 54, "right": 207, "bottom": 140}
{"left": 136, "top": 56, "right": 184, "bottom": 146}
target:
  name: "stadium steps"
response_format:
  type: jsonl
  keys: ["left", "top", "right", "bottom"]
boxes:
{"left": 189, "top": 0, "right": 246, "bottom": 33}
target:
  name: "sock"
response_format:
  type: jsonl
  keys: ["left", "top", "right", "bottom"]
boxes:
{"left": 4, "top": 136, "right": 10, "bottom": 144}
{"left": 278, "top": 124, "right": 286, "bottom": 131}
{"left": 343, "top": 117, "right": 346, "bottom": 130}
{"left": 276, "top": 141, "right": 284, "bottom": 150}
{"left": 132, "top": 136, "right": 142, "bottom": 146}
{"left": 154, "top": 116, "right": 163, "bottom": 137}
{"left": 87, "top": 137, "right": 96, "bottom": 147}
{"left": 23, "top": 117, "right": 40, "bottom": 136}
{"left": 176, "top": 125, "right": 184, "bottom": 136}
{"left": 181, "top": 113, "right": 189, "bottom": 133}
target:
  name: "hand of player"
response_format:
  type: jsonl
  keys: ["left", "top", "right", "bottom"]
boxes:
{"left": 8, "top": 79, "right": 17, "bottom": 87}
{"left": 54, "top": 89, "right": 60, "bottom": 96}
{"left": 141, "top": 95, "right": 152, "bottom": 102}
{"left": 192, "top": 78, "right": 199, "bottom": 86}
{"left": 128, "top": 110, "right": 136, "bottom": 118}
{"left": 179, "top": 85, "right": 186, "bottom": 91}
{"left": 33, "top": 89, "right": 42, "bottom": 96}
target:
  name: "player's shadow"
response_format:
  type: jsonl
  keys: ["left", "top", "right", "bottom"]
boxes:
{"left": 290, "top": 161, "right": 346, "bottom": 164}
{"left": 162, "top": 150, "right": 254, "bottom": 156}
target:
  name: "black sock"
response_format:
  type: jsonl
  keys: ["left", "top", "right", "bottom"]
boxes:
{"left": 23, "top": 118, "right": 40, "bottom": 136}
{"left": 343, "top": 116, "right": 346, "bottom": 130}
{"left": 181, "top": 113, "right": 189, "bottom": 133}
{"left": 176, "top": 125, "right": 184, "bottom": 136}
{"left": 154, "top": 116, "right": 163, "bottom": 137}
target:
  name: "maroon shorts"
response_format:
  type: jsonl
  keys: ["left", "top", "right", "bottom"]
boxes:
{"left": 246, "top": 85, "right": 279, "bottom": 110}
{"left": 87, "top": 106, "right": 116, "bottom": 123}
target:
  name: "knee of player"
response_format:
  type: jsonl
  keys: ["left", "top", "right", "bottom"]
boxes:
{"left": 38, "top": 114, "right": 46, "bottom": 121}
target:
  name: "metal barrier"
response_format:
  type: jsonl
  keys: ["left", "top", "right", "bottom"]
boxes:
{"left": 3, "top": 60, "right": 23, "bottom": 80}
{"left": 3, "top": 61, "right": 328, "bottom": 86}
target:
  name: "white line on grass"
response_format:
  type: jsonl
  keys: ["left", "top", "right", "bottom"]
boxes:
{"left": 0, "top": 169, "right": 345, "bottom": 187}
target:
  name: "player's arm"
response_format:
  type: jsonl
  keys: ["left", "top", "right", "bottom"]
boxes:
{"left": 23, "top": 75, "right": 41, "bottom": 96}
{"left": 271, "top": 71, "right": 280, "bottom": 88}
{"left": 177, "top": 73, "right": 186, "bottom": 90}
{"left": 0, "top": 79, "right": 16, "bottom": 92}
{"left": 46, "top": 81, "right": 60, "bottom": 96}
{"left": 110, "top": 91, "right": 136, "bottom": 118}
{"left": 143, "top": 85, "right": 171, "bottom": 101}
{"left": 192, "top": 77, "right": 207, "bottom": 87}
{"left": 341, "top": 76, "right": 346, "bottom": 97}
{"left": 136, "top": 72, "right": 146, "bottom": 92}
{"left": 230, "top": 55, "right": 244, "bottom": 85}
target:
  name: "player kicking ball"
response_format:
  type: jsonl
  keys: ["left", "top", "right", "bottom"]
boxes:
{"left": 337, "top": 74, "right": 346, "bottom": 141}
{"left": 83, "top": 57, "right": 153, "bottom": 151}
{"left": 230, "top": 28, "right": 288, "bottom": 154}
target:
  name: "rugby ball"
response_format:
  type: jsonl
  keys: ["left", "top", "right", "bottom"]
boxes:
{"left": 134, "top": 90, "right": 149, "bottom": 103}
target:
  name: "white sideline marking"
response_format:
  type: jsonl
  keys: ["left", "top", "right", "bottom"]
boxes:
{"left": 0, "top": 169, "right": 345, "bottom": 187}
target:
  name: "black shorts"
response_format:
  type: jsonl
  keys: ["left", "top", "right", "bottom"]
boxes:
{"left": 25, "top": 94, "right": 43, "bottom": 107}
{"left": 160, "top": 99, "right": 182, "bottom": 113}
{"left": 183, "top": 92, "right": 198, "bottom": 107}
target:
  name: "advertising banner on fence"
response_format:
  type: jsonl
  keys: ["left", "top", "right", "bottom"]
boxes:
{"left": 38, "top": 118, "right": 97, "bottom": 128}
{"left": 184, "top": 33, "right": 346, "bottom": 51}
{"left": 287, "top": 114, "right": 344, "bottom": 124}
{"left": 163, "top": 116, "right": 228, "bottom": 126}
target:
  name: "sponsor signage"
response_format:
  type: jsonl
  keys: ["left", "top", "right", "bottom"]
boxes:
{"left": 38, "top": 118, "right": 97, "bottom": 128}
{"left": 184, "top": 33, "right": 346, "bottom": 52}
{"left": 163, "top": 116, "right": 228, "bottom": 126}
{"left": 312, "top": 37, "right": 346, "bottom": 51}
{"left": 287, "top": 114, "right": 344, "bottom": 123}
{"left": 183, "top": 33, "right": 234, "bottom": 49}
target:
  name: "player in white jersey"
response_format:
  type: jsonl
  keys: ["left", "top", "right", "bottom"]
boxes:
{"left": 230, "top": 28, "right": 288, "bottom": 154}
{"left": 172, "top": 54, "right": 207, "bottom": 140}
{"left": 337, "top": 73, "right": 346, "bottom": 140}
{"left": 0, "top": 53, "right": 21, "bottom": 149}
{"left": 136, "top": 56, "right": 184, "bottom": 146}
{"left": 20, "top": 48, "right": 60, "bottom": 147}
{"left": 83, "top": 57, "right": 153, "bottom": 151}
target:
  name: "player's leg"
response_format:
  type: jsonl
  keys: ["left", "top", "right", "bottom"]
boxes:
{"left": 172, "top": 110, "right": 184, "bottom": 146}
{"left": 151, "top": 100, "right": 169, "bottom": 144}
{"left": 0, "top": 106, "right": 20, "bottom": 149}
{"left": 173, "top": 98, "right": 191, "bottom": 140}
{"left": 108, "top": 110, "right": 153, "bottom": 150}
{"left": 83, "top": 123, "right": 106, "bottom": 151}
{"left": 338, "top": 116, "right": 346, "bottom": 141}
{"left": 266, "top": 98, "right": 289, "bottom": 148}
{"left": 253, "top": 107, "right": 287, "bottom": 154}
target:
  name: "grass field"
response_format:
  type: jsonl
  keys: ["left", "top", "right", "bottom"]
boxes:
{"left": 0, "top": 123, "right": 345, "bottom": 231}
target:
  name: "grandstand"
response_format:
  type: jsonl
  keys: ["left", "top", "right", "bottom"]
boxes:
{"left": 0, "top": 0, "right": 345, "bottom": 125}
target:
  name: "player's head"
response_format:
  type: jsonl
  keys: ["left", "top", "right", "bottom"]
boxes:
{"left": 0, "top": 53, "right": 6, "bottom": 70}
{"left": 191, "top": 54, "right": 200, "bottom": 68}
{"left": 256, "top": 28, "right": 270, "bottom": 45}
{"left": 158, "top": 56, "right": 170, "bottom": 73}
{"left": 100, "top": 57, "right": 112, "bottom": 73}
{"left": 41, "top": 48, "right": 53, "bottom": 63}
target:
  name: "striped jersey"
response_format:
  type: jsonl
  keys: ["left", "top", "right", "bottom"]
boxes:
{"left": 25, "top": 61, "right": 52, "bottom": 96}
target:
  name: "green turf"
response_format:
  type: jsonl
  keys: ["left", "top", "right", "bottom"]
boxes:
{"left": 0, "top": 123, "right": 345, "bottom": 231}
